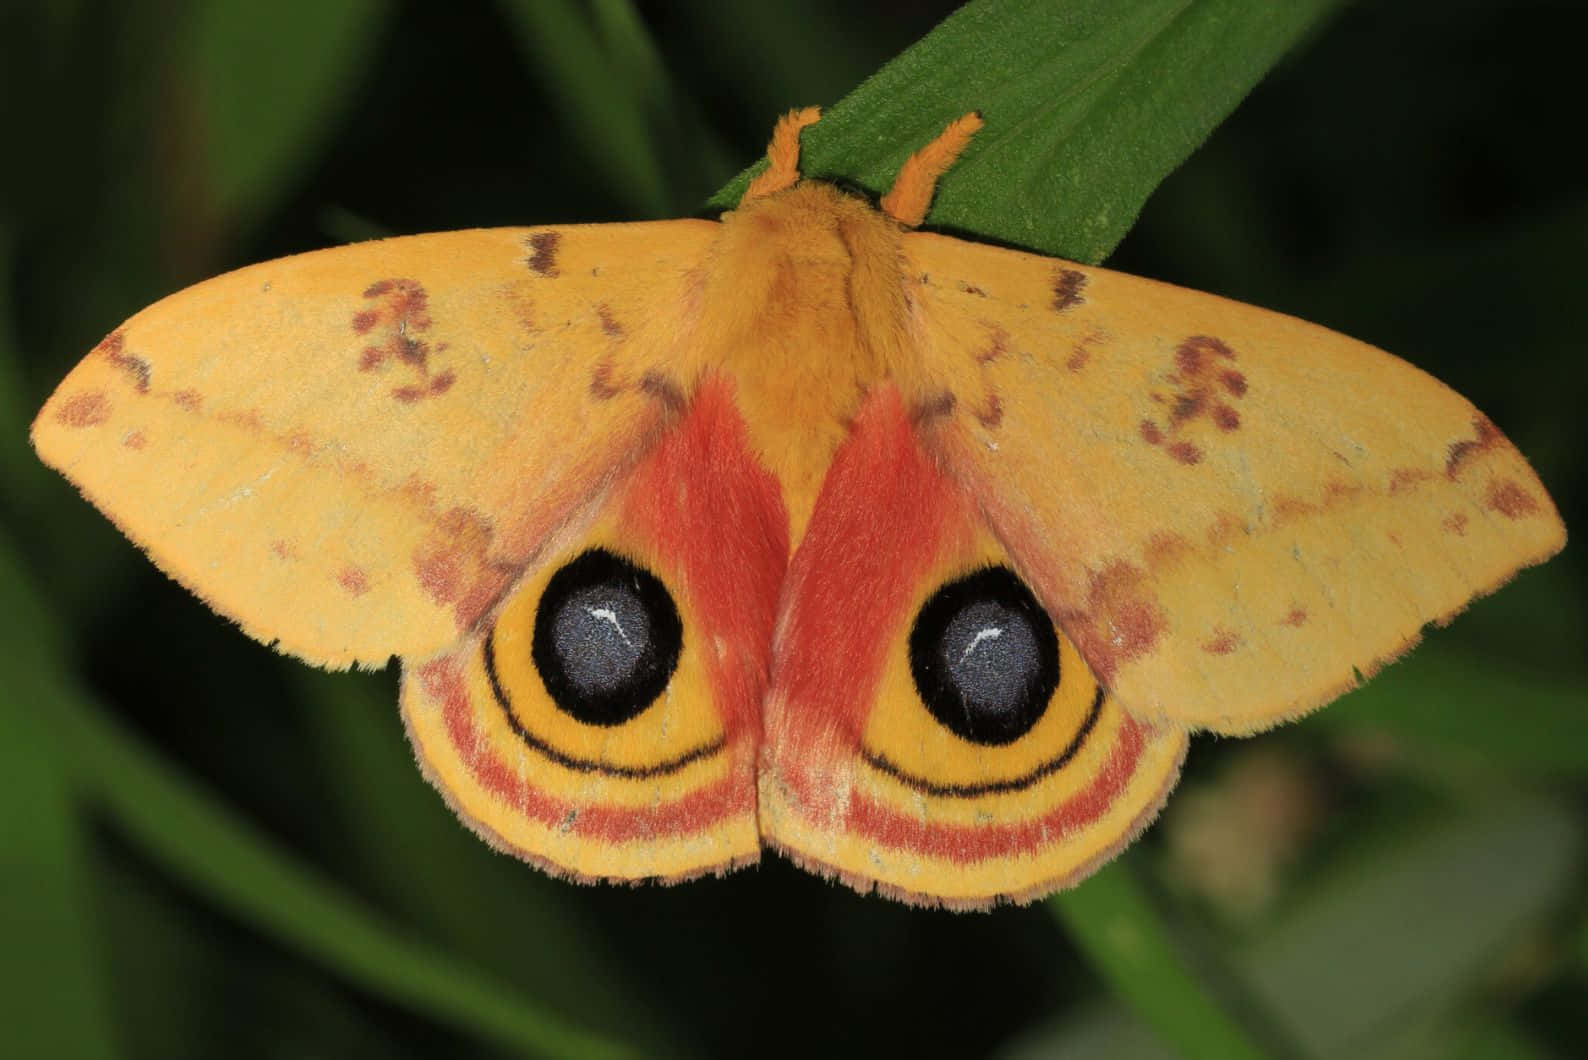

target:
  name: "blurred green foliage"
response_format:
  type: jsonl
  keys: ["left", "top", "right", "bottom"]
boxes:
{"left": 2, "top": 1, "right": 1584, "bottom": 1058}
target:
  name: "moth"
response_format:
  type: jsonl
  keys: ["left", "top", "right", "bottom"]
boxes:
{"left": 33, "top": 110, "right": 1565, "bottom": 908}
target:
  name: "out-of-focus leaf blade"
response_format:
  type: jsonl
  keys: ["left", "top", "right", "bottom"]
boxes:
{"left": 710, "top": 0, "right": 1344, "bottom": 264}
{"left": 1237, "top": 796, "right": 1578, "bottom": 1057}
{"left": 1316, "top": 647, "right": 1588, "bottom": 777}
{"left": 191, "top": 0, "right": 390, "bottom": 228}
{"left": 0, "top": 531, "right": 117, "bottom": 1059}
{"left": 1049, "top": 860, "right": 1274, "bottom": 1060}
{"left": 52, "top": 693, "right": 643, "bottom": 1060}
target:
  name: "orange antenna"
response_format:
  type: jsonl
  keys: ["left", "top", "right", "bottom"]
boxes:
{"left": 743, "top": 107, "right": 822, "bottom": 202}
{"left": 880, "top": 112, "right": 984, "bottom": 228}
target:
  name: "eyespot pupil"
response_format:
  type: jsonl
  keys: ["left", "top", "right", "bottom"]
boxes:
{"left": 940, "top": 601, "right": 1043, "bottom": 718}
{"left": 531, "top": 549, "right": 681, "bottom": 726}
{"left": 908, "top": 567, "right": 1059, "bottom": 745}
{"left": 550, "top": 584, "right": 653, "bottom": 696}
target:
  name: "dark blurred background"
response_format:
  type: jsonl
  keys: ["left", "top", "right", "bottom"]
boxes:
{"left": 2, "top": 2, "right": 1585, "bottom": 1058}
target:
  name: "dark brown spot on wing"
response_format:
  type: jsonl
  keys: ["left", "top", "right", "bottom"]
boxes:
{"left": 590, "top": 363, "right": 622, "bottom": 400}
{"left": 354, "top": 279, "right": 456, "bottom": 403}
{"left": 172, "top": 389, "right": 203, "bottom": 412}
{"left": 596, "top": 303, "right": 625, "bottom": 339}
{"left": 1280, "top": 607, "right": 1308, "bottom": 628}
{"left": 1141, "top": 336, "right": 1243, "bottom": 466}
{"left": 1051, "top": 268, "right": 1087, "bottom": 311}
{"left": 974, "top": 325, "right": 1008, "bottom": 365}
{"left": 957, "top": 281, "right": 988, "bottom": 297}
{"left": 1442, "top": 512, "right": 1469, "bottom": 536}
{"left": 974, "top": 393, "right": 1003, "bottom": 429}
{"left": 1445, "top": 416, "right": 1501, "bottom": 480}
{"left": 1486, "top": 479, "right": 1541, "bottom": 519}
{"left": 526, "top": 231, "right": 562, "bottom": 276}
{"left": 96, "top": 331, "right": 152, "bottom": 392}
{"left": 56, "top": 391, "right": 110, "bottom": 427}
{"left": 912, "top": 392, "right": 956, "bottom": 424}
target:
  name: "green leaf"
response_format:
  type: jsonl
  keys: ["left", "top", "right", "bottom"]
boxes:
{"left": 54, "top": 693, "right": 644, "bottom": 1060}
{"left": 0, "top": 532, "right": 117, "bottom": 1059}
{"left": 1315, "top": 646, "right": 1588, "bottom": 777}
{"left": 710, "top": 0, "right": 1344, "bottom": 264}
{"left": 1049, "top": 859, "right": 1275, "bottom": 1060}
{"left": 1236, "top": 796, "right": 1578, "bottom": 1058}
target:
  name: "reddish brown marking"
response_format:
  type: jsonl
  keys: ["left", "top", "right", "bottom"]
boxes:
{"left": 172, "top": 389, "right": 203, "bottom": 412}
{"left": 526, "top": 231, "right": 562, "bottom": 276}
{"left": 270, "top": 539, "right": 296, "bottom": 560}
{"left": 1387, "top": 530, "right": 1403, "bottom": 547}
{"left": 590, "top": 363, "right": 622, "bottom": 400}
{"left": 957, "top": 281, "right": 988, "bottom": 297}
{"left": 1389, "top": 467, "right": 1434, "bottom": 494}
{"left": 1141, "top": 336, "right": 1242, "bottom": 465}
{"left": 912, "top": 392, "right": 956, "bottom": 424}
{"left": 430, "top": 370, "right": 456, "bottom": 396}
{"left": 1445, "top": 416, "right": 1501, "bottom": 480}
{"left": 56, "top": 391, "right": 110, "bottom": 427}
{"left": 596, "top": 303, "right": 625, "bottom": 339}
{"left": 1139, "top": 420, "right": 1164, "bottom": 446}
{"left": 1145, "top": 531, "right": 1192, "bottom": 567}
{"left": 427, "top": 660, "right": 754, "bottom": 844}
{"left": 1271, "top": 494, "right": 1316, "bottom": 524}
{"left": 1066, "top": 561, "right": 1167, "bottom": 685}
{"left": 1202, "top": 627, "right": 1242, "bottom": 655}
{"left": 1442, "top": 512, "right": 1469, "bottom": 536}
{"left": 1486, "top": 479, "right": 1541, "bottom": 519}
{"left": 974, "top": 393, "right": 1004, "bottom": 429}
{"left": 337, "top": 566, "right": 371, "bottom": 596}
{"left": 1051, "top": 267, "right": 1088, "bottom": 311}
{"left": 974, "top": 326, "right": 1008, "bottom": 365}
{"left": 1066, "top": 332, "right": 1105, "bottom": 373}
{"left": 122, "top": 429, "right": 147, "bottom": 449}
{"left": 1322, "top": 479, "right": 1363, "bottom": 504}
{"left": 355, "top": 278, "right": 454, "bottom": 402}
{"left": 638, "top": 371, "right": 684, "bottom": 413}
{"left": 95, "top": 331, "right": 152, "bottom": 392}
{"left": 1280, "top": 607, "right": 1308, "bottom": 628}
{"left": 1207, "top": 512, "right": 1246, "bottom": 548}
{"left": 414, "top": 507, "right": 496, "bottom": 609}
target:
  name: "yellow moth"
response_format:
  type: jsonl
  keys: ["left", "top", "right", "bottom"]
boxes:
{"left": 33, "top": 110, "right": 1565, "bottom": 908}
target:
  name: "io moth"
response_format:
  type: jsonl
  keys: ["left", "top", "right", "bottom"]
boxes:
{"left": 33, "top": 110, "right": 1565, "bottom": 909}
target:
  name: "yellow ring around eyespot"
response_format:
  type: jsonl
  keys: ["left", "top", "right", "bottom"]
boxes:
{"left": 482, "top": 534, "right": 728, "bottom": 777}
{"left": 858, "top": 554, "right": 1103, "bottom": 794}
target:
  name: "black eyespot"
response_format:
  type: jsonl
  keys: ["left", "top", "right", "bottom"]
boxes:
{"left": 908, "top": 567, "right": 1059, "bottom": 745}
{"left": 531, "top": 549, "right": 682, "bottom": 726}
